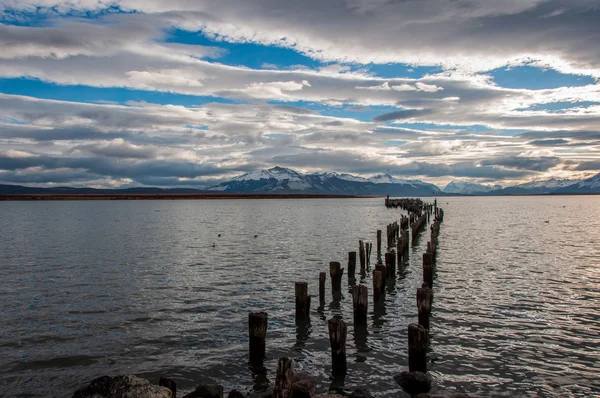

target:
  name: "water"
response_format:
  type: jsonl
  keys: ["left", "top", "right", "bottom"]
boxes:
{"left": 0, "top": 197, "right": 598, "bottom": 397}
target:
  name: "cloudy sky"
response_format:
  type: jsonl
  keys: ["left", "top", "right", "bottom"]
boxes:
{"left": 1, "top": 0, "right": 599, "bottom": 188}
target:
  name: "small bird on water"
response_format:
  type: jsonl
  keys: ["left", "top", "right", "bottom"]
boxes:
{"left": 544, "top": 220, "right": 550, "bottom": 223}
{"left": 254, "top": 235, "right": 258, "bottom": 238}
{"left": 212, "top": 243, "right": 216, "bottom": 248}
{"left": 218, "top": 234, "right": 221, "bottom": 237}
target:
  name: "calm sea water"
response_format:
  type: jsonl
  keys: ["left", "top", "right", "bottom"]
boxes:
{"left": 0, "top": 197, "right": 599, "bottom": 397}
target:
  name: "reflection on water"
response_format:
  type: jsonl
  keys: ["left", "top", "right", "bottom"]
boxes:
{"left": 0, "top": 197, "right": 599, "bottom": 397}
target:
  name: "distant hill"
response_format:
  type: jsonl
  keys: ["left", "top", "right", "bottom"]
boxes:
{"left": 2, "top": 168, "right": 599, "bottom": 196}
{"left": 444, "top": 181, "right": 502, "bottom": 195}
{"left": 206, "top": 166, "right": 443, "bottom": 196}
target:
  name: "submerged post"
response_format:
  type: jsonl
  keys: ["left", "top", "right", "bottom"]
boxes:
{"left": 385, "top": 251, "right": 396, "bottom": 279}
{"left": 359, "top": 240, "right": 366, "bottom": 272}
{"left": 295, "top": 282, "right": 310, "bottom": 321}
{"left": 373, "top": 267, "right": 385, "bottom": 302}
{"left": 408, "top": 323, "right": 428, "bottom": 373}
{"left": 328, "top": 318, "right": 347, "bottom": 377}
{"left": 319, "top": 272, "right": 326, "bottom": 304}
{"left": 274, "top": 357, "right": 294, "bottom": 398}
{"left": 423, "top": 252, "right": 434, "bottom": 288}
{"left": 330, "top": 261, "right": 344, "bottom": 299}
{"left": 249, "top": 312, "right": 268, "bottom": 363}
{"left": 417, "top": 285, "right": 433, "bottom": 330}
{"left": 352, "top": 285, "right": 368, "bottom": 324}
{"left": 348, "top": 251, "right": 357, "bottom": 281}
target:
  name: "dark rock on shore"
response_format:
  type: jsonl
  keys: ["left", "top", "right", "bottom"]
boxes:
{"left": 349, "top": 389, "right": 374, "bottom": 398}
{"left": 182, "top": 384, "right": 224, "bottom": 398}
{"left": 394, "top": 371, "right": 432, "bottom": 396}
{"left": 72, "top": 375, "right": 173, "bottom": 398}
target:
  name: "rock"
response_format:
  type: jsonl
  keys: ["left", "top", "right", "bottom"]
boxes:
{"left": 249, "top": 385, "right": 274, "bottom": 398}
{"left": 291, "top": 372, "right": 317, "bottom": 398}
{"left": 72, "top": 375, "right": 173, "bottom": 398}
{"left": 228, "top": 390, "right": 245, "bottom": 398}
{"left": 394, "top": 371, "right": 432, "bottom": 396}
{"left": 183, "top": 384, "right": 224, "bottom": 398}
{"left": 349, "top": 389, "right": 373, "bottom": 398}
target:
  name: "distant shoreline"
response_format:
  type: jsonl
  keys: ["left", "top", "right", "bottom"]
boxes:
{"left": 0, "top": 193, "right": 377, "bottom": 201}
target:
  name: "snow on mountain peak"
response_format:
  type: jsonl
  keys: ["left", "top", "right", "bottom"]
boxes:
{"left": 444, "top": 181, "right": 501, "bottom": 194}
{"left": 232, "top": 166, "right": 304, "bottom": 182}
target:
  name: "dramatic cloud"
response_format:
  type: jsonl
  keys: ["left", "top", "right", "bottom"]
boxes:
{"left": 0, "top": 1, "right": 599, "bottom": 187}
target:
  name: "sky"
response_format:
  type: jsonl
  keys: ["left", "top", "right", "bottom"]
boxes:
{"left": 0, "top": 0, "right": 599, "bottom": 189}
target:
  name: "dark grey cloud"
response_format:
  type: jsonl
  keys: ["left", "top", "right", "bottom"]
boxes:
{"left": 528, "top": 139, "right": 569, "bottom": 146}
{"left": 373, "top": 109, "right": 434, "bottom": 122}
{"left": 574, "top": 160, "right": 600, "bottom": 171}
{"left": 479, "top": 155, "right": 561, "bottom": 172}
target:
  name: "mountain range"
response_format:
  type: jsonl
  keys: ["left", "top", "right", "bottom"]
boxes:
{"left": 1, "top": 166, "right": 599, "bottom": 196}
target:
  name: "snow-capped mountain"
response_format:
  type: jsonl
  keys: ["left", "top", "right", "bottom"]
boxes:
{"left": 498, "top": 177, "right": 581, "bottom": 195}
{"left": 207, "top": 167, "right": 443, "bottom": 195}
{"left": 554, "top": 173, "right": 600, "bottom": 194}
{"left": 444, "top": 181, "right": 502, "bottom": 195}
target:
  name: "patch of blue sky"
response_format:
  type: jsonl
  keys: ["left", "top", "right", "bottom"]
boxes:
{"left": 165, "top": 29, "right": 323, "bottom": 69}
{"left": 0, "top": 116, "right": 25, "bottom": 125}
{"left": 0, "top": 78, "right": 238, "bottom": 107}
{"left": 489, "top": 65, "right": 595, "bottom": 90}
{"left": 366, "top": 63, "right": 441, "bottom": 79}
{"left": 516, "top": 101, "right": 600, "bottom": 113}
{"left": 186, "top": 125, "right": 209, "bottom": 130}
{"left": 384, "top": 140, "right": 407, "bottom": 146}
{"left": 269, "top": 100, "right": 399, "bottom": 122}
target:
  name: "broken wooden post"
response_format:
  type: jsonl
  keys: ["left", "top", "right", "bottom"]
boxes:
{"left": 328, "top": 318, "right": 347, "bottom": 377}
{"left": 423, "top": 252, "right": 434, "bottom": 288}
{"left": 159, "top": 377, "right": 176, "bottom": 398}
{"left": 373, "top": 267, "right": 385, "bottom": 302}
{"left": 330, "top": 261, "right": 344, "bottom": 299}
{"left": 249, "top": 312, "right": 268, "bottom": 363}
{"left": 366, "top": 242, "right": 372, "bottom": 266}
{"left": 417, "top": 284, "right": 433, "bottom": 330}
{"left": 385, "top": 251, "right": 396, "bottom": 279}
{"left": 274, "top": 357, "right": 294, "bottom": 398}
{"left": 352, "top": 285, "right": 368, "bottom": 324}
{"left": 295, "top": 282, "right": 310, "bottom": 321}
{"left": 319, "top": 272, "right": 326, "bottom": 304}
{"left": 408, "top": 323, "right": 428, "bottom": 373}
{"left": 377, "top": 230, "right": 382, "bottom": 261}
{"left": 358, "top": 240, "right": 366, "bottom": 273}
{"left": 348, "top": 251, "right": 357, "bottom": 281}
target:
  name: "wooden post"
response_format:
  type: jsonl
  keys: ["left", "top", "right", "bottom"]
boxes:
{"left": 328, "top": 318, "right": 347, "bottom": 377}
{"left": 384, "top": 251, "right": 396, "bottom": 279}
{"left": 249, "top": 312, "right": 268, "bottom": 363}
{"left": 376, "top": 230, "right": 382, "bottom": 261}
{"left": 367, "top": 243, "right": 372, "bottom": 266}
{"left": 159, "top": 377, "right": 176, "bottom": 398}
{"left": 319, "top": 272, "right": 326, "bottom": 304}
{"left": 358, "top": 240, "right": 366, "bottom": 272}
{"left": 274, "top": 357, "right": 294, "bottom": 398}
{"left": 330, "top": 261, "right": 344, "bottom": 298}
{"left": 373, "top": 267, "right": 385, "bottom": 302}
{"left": 352, "top": 285, "right": 368, "bottom": 324}
{"left": 417, "top": 285, "right": 433, "bottom": 330}
{"left": 423, "top": 253, "right": 434, "bottom": 288}
{"left": 348, "top": 251, "right": 357, "bottom": 281}
{"left": 408, "top": 323, "right": 428, "bottom": 373}
{"left": 295, "top": 282, "right": 310, "bottom": 321}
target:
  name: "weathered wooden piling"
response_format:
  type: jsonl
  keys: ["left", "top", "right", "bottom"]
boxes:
{"left": 423, "top": 252, "right": 434, "bottom": 288}
{"left": 373, "top": 266, "right": 385, "bottom": 302}
{"left": 376, "top": 230, "right": 382, "bottom": 261}
{"left": 249, "top": 312, "right": 268, "bottom": 363}
{"left": 159, "top": 377, "right": 176, "bottom": 398}
{"left": 274, "top": 357, "right": 294, "bottom": 398}
{"left": 328, "top": 318, "right": 347, "bottom": 377}
{"left": 319, "top": 272, "right": 326, "bottom": 304}
{"left": 348, "top": 251, "right": 357, "bottom": 281}
{"left": 352, "top": 285, "right": 368, "bottom": 324}
{"left": 417, "top": 285, "right": 433, "bottom": 330}
{"left": 330, "top": 261, "right": 344, "bottom": 298}
{"left": 366, "top": 242, "right": 372, "bottom": 266}
{"left": 385, "top": 251, "right": 396, "bottom": 279}
{"left": 408, "top": 323, "right": 428, "bottom": 373}
{"left": 294, "top": 282, "right": 310, "bottom": 321}
{"left": 358, "top": 240, "right": 366, "bottom": 272}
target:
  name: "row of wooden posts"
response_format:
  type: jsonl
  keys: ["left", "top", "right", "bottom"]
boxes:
{"left": 247, "top": 199, "right": 444, "bottom": 388}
